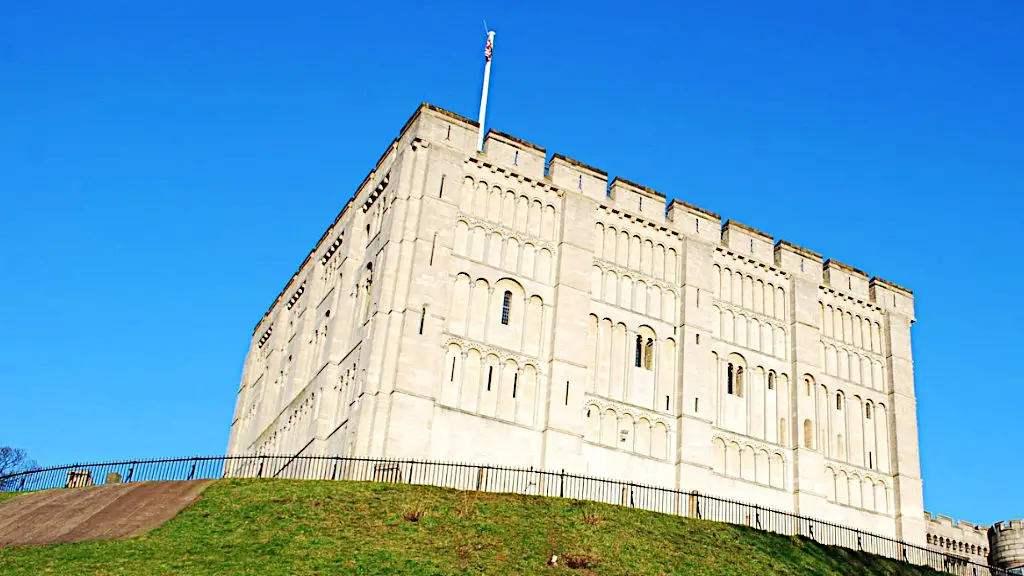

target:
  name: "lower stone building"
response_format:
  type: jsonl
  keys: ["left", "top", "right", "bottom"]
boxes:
{"left": 226, "top": 103, "right": 1017, "bottom": 560}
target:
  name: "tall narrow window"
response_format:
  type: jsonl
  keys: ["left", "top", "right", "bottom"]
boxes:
{"left": 486, "top": 366, "right": 494, "bottom": 391}
{"left": 513, "top": 150, "right": 519, "bottom": 165}
{"left": 439, "top": 174, "right": 446, "bottom": 198}
{"left": 450, "top": 357, "right": 456, "bottom": 381}
{"left": 727, "top": 363, "right": 735, "bottom": 395}
{"left": 865, "top": 404, "right": 872, "bottom": 419}
{"left": 836, "top": 394, "right": 843, "bottom": 410}
{"left": 768, "top": 371, "right": 776, "bottom": 390}
{"left": 735, "top": 366, "right": 745, "bottom": 397}
{"left": 565, "top": 381, "right": 570, "bottom": 405}
{"left": 512, "top": 372, "right": 518, "bottom": 398}
{"left": 644, "top": 338, "right": 654, "bottom": 370}
{"left": 665, "top": 395, "right": 670, "bottom": 410}
{"left": 418, "top": 306, "right": 426, "bottom": 334}
{"left": 635, "top": 335, "right": 643, "bottom": 367}
{"left": 501, "top": 291, "right": 512, "bottom": 325}
{"left": 868, "top": 452, "right": 874, "bottom": 469}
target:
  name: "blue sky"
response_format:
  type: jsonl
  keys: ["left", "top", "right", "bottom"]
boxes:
{"left": 1, "top": 1, "right": 1020, "bottom": 524}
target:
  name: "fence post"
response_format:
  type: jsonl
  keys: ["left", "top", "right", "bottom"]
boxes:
{"left": 688, "top": 491, "right": 699, "bottom": 519}
{"left": 559, "top": 469, "right": 565, "bottom": 498}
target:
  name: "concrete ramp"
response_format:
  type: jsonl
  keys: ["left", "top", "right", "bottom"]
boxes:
{"left": 0, "top": 480, "right": 213, "bottom": 547}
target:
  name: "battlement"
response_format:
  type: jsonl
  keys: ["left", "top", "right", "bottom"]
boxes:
{"left": 925, "top": 512, "right": 989, "bottom": 535}
{"left": 990, "top": 519, "right": 1024, "bottom": 570}
{"left": 415, "top": 102, "right": 915, "bottom": 304}
{"left": 252, "top": 101, "right": 918, "bottom": 332}
{"left": 993, "top": 520, "right": 1024, "bottom": 533}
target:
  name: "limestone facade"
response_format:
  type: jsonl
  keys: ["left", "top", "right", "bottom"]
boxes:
{"left": 227, "top": 102, "right": 937, "bottom": 545}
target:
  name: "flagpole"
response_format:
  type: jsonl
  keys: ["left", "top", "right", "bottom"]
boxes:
{"left": 476, "top": 30, "right": 495, "bottom": 153}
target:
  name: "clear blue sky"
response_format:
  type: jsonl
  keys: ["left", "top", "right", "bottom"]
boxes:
{"left": 1, "top": 1, "right": 1020, "bottom": 524}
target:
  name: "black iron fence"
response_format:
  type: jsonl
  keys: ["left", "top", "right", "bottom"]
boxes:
{"left": 0, "top": 454, "right": 1007, "bottom": 576}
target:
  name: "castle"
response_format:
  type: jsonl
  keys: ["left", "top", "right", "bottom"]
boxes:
{"left": 226, "top": 103, "right": 1023, "bottom": 573}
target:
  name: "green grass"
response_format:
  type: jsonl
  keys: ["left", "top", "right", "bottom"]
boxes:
{"left": 0, "top": 479, "right": 944, "bottom": 575}
{"left": 0, "top": 492, "right": 23, "bottom": 504}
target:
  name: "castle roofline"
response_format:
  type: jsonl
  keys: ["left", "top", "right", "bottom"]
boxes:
{"left": 612, "top": 176, "right": 666, "bottom": 199}
{"left": 870, "top": 276, "right": 914, "bottom": 296}
{"left": 669, "top": 198, "right": 720, "bottom": 220}
{"left": 824, "top": 258, "right": 869, "bottom": 279}
{"left": 487, "top": 128, "right": 545, "bottom": 153}
{"left": 550, "top": 153, "right": 608, "bottom": 177}
{"left": 775, "top": 239, "right": 822, "bottom": 261}
{"left": 724, "top": 219, "right": 772, "bottom": 242}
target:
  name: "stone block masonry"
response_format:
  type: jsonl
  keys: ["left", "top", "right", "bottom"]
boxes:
{"left": 225, "top": 102, "right": 1020, "bottom": 564}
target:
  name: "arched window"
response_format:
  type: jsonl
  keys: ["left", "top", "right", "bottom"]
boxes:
{"left": 768, "top": 371, "right": 776, "bottom": 390}
{"left": 635, "top": 335, "right": 643, "bottom": 368}
{"left": 501, "top": 290, "right": 512, "bottom": 325}
{"left": 727, "top": 363, "right": 735, "bottom": 395}
{"left": 865, "top": 403, "right": 872, "bottom": 419}
{"left": 836, "top": 393, "right": 843, "bottom": 410}
{"left": 803, "top": 419, "right": 814, "bottom": 449}
{"left": 735, "top": 367, "right": 745, "bottom": 397}
{"left": 644, "top": 338, "right": 654, "bottom": 370}
{"left": 805, "top": 376, "right": 813, "bottom": 396}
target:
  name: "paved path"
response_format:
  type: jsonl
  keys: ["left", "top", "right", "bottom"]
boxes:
{"left": 0, "top": 480, "right": 213, "bottom": 547}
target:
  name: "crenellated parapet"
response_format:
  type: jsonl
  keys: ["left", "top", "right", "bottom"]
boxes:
{"left": 410, "top": 103, "right": 914, "bottom": 306}
{"left": 990, "top": 519, "right": 1024, "bottom": 571}
{"left": 924, "top": 512, "right": 991, "bottom": 561}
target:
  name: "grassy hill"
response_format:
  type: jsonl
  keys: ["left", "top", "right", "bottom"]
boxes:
{"left": 0, "top": 479, "right": 944, "bottom": 575}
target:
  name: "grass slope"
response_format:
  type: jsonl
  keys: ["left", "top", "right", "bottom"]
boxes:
{"left": 0, "top": 492, "right": 21, "bottom": 505}
{"left": 0, "top": 479, "right": 943, "bottom": 576}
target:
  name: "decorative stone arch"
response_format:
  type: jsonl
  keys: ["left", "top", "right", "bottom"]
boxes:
{"left": 803, "top": 418, "right": 815, "bottom": 450}
{"left": 726, "top": 352, "right": 747, "bottom": 397}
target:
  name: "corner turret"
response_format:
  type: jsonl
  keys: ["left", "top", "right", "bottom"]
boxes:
{"left": 990, "top": 519, "right": 1024, "bottom": 573}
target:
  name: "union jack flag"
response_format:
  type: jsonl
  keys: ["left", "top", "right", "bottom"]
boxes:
{"left": 485, "top": 35, "right": 493, "bottom": 62}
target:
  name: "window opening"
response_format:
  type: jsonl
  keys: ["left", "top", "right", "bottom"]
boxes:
{"left": 439, "top": 174, "right": 446, "bottom": 198}
{"left": 750, "top": 239, "right": 754, "bottom": 253}
{"left": 805, "top": 377, "right": 812, "bottom": 396}
{"left": 866, "top": 404, "right": 872, "bottom": 419}
{"left": 418, "top": 306, "right": 426, "bottom": 334}
{"left": 696, "top": 218, "right": 699, "bottom": 232}
{"left": 665, "top": 395, "right": 670, "bottom": 410}
{"left": 639, "top": 196, "right": 643, "bottom": 211}
{"left": 450, "top": 357, "right": 456, "bottom": 381}
{"left": 694, "top": 398, "right": 699, "bottom": 413}
{"left": 768, "top": 372, "right": 775, "bottom": 390}
{"left": 635, "top": 335, "right": 643, "bottom": 368}
{"left": 577, "top": 175, "right": 583, "bottom": 190}
{"left": 513, "top": 150, "right": 519, "bottom": 165}
{"left": 501, "top": 291, "right": 512, "bottom": 325}
{"left": 512, "top": 372, "right": 518, "bottom": 398}
{"left": 429, "top": 233, "right": 437, "bottom": 265}
{"left": 736, "top": 366, "right": 744, "bottom": 397}
{"left": 836, "top": 394, "right": 843, "bottom": 410}
{"left": 565, "top": 381, "right": 570, "bottom": 405}
{"left": 486, "top": 366, "right": 493, "bottom": 391}
{"left": 868, "top": 452, "right": 874, "bottom": 469}
{"left": 727, "top": 363, "right": 734, "bottom": 395}
{"left": 644, "top": 338, "right": 654, "bottom": 370}
{"left": 695, "top": 333, "right": 700, "bottom": 345}
{"left": 446, "top": 125, "right": 451, "bottom": 140}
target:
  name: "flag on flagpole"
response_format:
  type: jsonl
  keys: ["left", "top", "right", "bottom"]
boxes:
{"left": 485, "top": 34, "right": 493, "bottom": 62}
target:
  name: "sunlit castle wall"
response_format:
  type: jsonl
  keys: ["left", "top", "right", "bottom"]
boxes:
{"left": 226, "top": 103, "right": 926, "bottom": 545}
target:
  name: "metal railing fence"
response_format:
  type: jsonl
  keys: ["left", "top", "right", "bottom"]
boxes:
{"left": 0, "top": 454, "right": 1007, "bottom": 576}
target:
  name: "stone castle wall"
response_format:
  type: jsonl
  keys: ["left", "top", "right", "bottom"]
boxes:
{"left": 227, "top": 102, "right": 929, "bottom": 544}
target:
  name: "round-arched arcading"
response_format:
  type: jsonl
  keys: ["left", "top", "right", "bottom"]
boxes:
{"left": 726, "top": 352, "right": 747, "bottom": 397}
